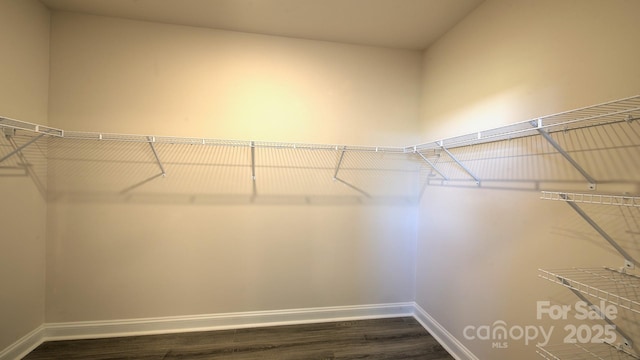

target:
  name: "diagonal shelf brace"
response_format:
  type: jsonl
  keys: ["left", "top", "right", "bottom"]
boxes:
{"left": 250, "top": 141, "right": 257, "bottom": 198}
{"left": 333, "top": 146, "right": 347, "bottom": 180}
{"left": 332, "top": 146, "right": 371, "bottom": 198}
{"left": 417, "top": 151, "right": 449, "bottom": 181}
{"left": 147, "top": 137, "right": 166, "bottom": 177}
{"left": 439, "top": 142, "right": 480, "bottom": 185}
{"left": 560, "top": 194, "right": 638, "bottom": 269}
{"left": 531, "top": 120, "right": 597, "bottom": 190}
{"left": 6, "top": 134, "right": 46, "bottom": 197}
{"left": 334, "top": 177, "right": 371, "bottom": 198}
{"left": 0, "top": 133, "right": 46, "bottom": 164}
{"left": 559, "top": 277, "right": 635, "bottom": 352}
{"left": 250, "top": 141, "right": 256, "bottom": 181}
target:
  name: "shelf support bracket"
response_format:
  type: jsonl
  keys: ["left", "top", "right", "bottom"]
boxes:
{"left": 530, "top": 120, "right": 597, "bottom": 190}
{"left": 334, "top": 177, "right": 371, "bottom": 198}
{"left": 560, "top": 193, "right": 638, "bottom": 269}
{"left": 560, "top": 277, "right": 635, "bottom": 352}
{"left": 0, "top": 133, "right": 45, "bottom": 164}
{"left": 332, "top": 146, "right": 371, "bottom": 198}
{"left": 250, "top": 141, "right": 256, "bottom": 181}
{"left": 417, "top": 151, "right": 449, "bottom": 181}
{"left": 147, "top": 137, "right": 166, "bottom": 177}
{"left": 333, "top": 146, "right": 346, "bottom": 180}
{"left": 439, "top": 142, "right": 480, "bottom": 185}
{"left": 250, "top": 141, "right": 257, "bottom": 198}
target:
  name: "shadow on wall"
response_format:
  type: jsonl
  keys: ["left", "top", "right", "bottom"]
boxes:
{"left": 0, "top": 131, "right": 47, "bottom": 198}
{"left": 1, "top": 135, "right": 422, "bottom": 206}
{"left": 1, "top": 118, "right": 640, "bottom": 206}
{"left": 418, "top": 120, "right": 640, "bottom": 194}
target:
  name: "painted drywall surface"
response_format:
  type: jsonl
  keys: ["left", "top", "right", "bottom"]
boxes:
{"left": 0, "top": 0, "right": 50, "bottom": 351}
{"left": 48, "top": 12, "right": 422, "bottom": 146}
{"left": 46, "top": 202, "right": 417, "bottom": 321}
{"left": 45, "top": 12, "right": 420, "bottom": 322}
{"left": 416, "top": 1, "right": 640, "bottom": 359}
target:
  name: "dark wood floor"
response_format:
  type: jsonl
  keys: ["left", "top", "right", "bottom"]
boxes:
{"left": 23, "top": 317, "right": 455, "bottom": 360}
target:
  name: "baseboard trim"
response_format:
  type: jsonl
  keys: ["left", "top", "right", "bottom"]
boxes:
{"left": 1, "top": 303, "right": 475, "bottom": 360}
{"left": 44, "top": 302, "right": 415, "bottom": 341}
{"left": 0, "top": 326, "right": 45, "bottom": 360}
{"left": 413, "top": 303, "right": 478, "bottom": 360}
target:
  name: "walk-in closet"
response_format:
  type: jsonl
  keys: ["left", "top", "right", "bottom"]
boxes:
{"left": 2, "top": 1, "right": 640, "bottom": 359}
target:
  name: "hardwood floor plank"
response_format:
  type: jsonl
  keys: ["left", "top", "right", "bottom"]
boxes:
{"left": 22, "top": 317, "right": 454, "bottom": 360}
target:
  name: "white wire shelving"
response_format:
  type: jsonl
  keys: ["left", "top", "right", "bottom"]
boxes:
{"left": 2, "top": 94, "right": 640, "bottom": 196}
{"left": 538, "top": 343, "right": 639, "bottom": 360}
{"left": 538, "top": 268, "right": 640, "bottom": 315}
{"left": 541, "top": 192, "right": 640, "bottom": 207}
{"left": 1, "top": 95, "right": 639, "bottom": 155}
{"left": 408, "top": 94, "right": 640, "bottom": 152}
{"left": 0, "top": 115, "right": 63, "bottom": 137}
{"left": 0, "top": 118, "right": 408, "bottom": 154}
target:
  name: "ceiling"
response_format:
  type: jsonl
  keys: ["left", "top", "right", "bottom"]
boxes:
{"left": 39, "top": 0, "right": 484, "bottom": 50}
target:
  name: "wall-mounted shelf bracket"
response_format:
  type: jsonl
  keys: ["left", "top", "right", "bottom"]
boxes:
{"left": 624, "top": 260, "right": 635, "bottom": 271}
{"left": 250, "top": 141, "right": 256, "bottom": 181}
{"left": 438, "top": 141, "right": 480, "bottom": 185}
{"left": 416, "top": 151, "right": 449, "bottom": 182}
{"left": 147, "top": 137, "right": 166, "bottom": 177}
{"left": 333, "top": 146, "right": 347, "bottom": 180}
{"left": 3, "top": 127, "right": 16, "bottom": 138}
{"left": 558, "top": 193, "right": 638, "bottom": 268}
{"left": 0, "top": 133, "right": 45, "bottom": 164}
{"left": 334, "top": 177, "right": 371, "bottom": 198}
{"left": 250, "top": 141, "right": 257, "bottom": 198}
{"left": 530, "top": 120, "right": 597, "bottom": 190}
{"left": 331, "top": 146, "right": 371, "bottom": 198}
{"left": 559, "top": 277, "right": 635, "bottom": 352}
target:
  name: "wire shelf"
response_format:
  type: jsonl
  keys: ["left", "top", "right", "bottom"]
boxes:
{"left": 538, "top": 343, "right": 639, "bottom": 360}
{"left": 0, "top": 116, "right": 63, "bottom": 137}
{"left": 41, "top": 131, "right": 407, "bottom": 153}
{"left": 541, "top": 192, "right": 640, "bottom": 207}
{"left": 410, "top": 95, "right": 640, "bottom": 152}
{"left": 538, "top": 268, "right": 640, "bottom": 315}
{"left": 2, "top": 95, "right": 638, "bottom": 155}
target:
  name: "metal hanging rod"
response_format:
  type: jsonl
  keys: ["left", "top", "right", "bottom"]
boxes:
{"left": 409, "top": 94, "right": 640, "bottom": 152}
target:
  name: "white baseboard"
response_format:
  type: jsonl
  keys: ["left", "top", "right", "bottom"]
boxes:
{"left": 1, "top": 302, "right": 475, "bottom": 360}
{"left": 413, "top": 303, "right": 478, "bottom": 360}
{"left": 44, "top": 302, "right": 414, "bottom": 341}
{"left": 0, "top": 326, "right": 45, "bottom": 360}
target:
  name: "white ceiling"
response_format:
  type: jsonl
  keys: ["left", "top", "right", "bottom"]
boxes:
{"left": 39, "top": 0, "right": 484, "bottom": 50}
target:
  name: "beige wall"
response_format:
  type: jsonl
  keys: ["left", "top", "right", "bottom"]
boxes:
{"left": 48, "top": 12, "right": 422, "bottom": 146}
{"left": 0, "top": 0, "right": 50, "bottom": 351}
{"left": 45, "top": 12, "right": 422, "bottom": 322}
{"left": 417, "top": 0, "right": 640, "bottom": 359}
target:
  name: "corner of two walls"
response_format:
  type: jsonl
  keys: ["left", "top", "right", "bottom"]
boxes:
{"left": 0, "top": 0, "right": 50, "bottom": 352}
{"left": 416, "top": 0, "right": 640, "bottom": 359}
